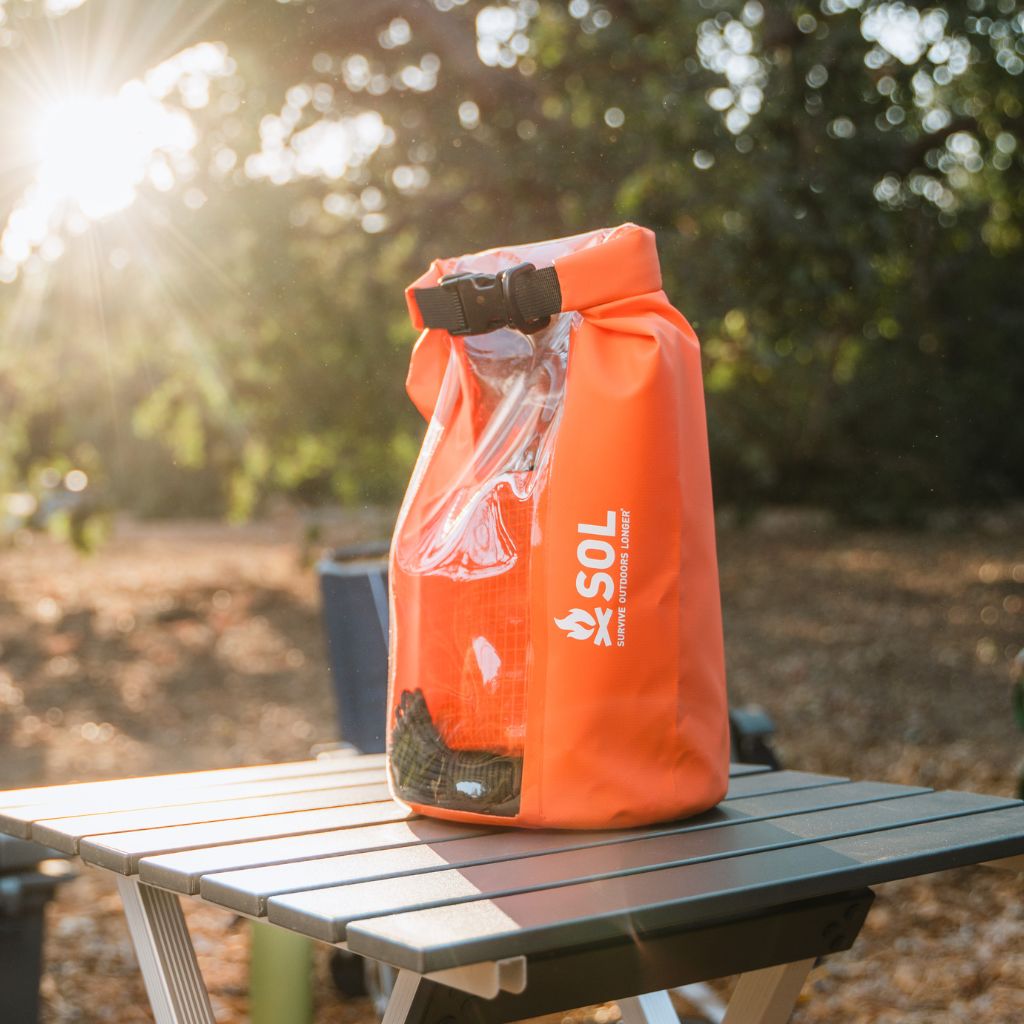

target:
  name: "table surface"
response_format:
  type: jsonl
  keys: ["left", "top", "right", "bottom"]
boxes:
{"left": 3, "top": 753, "right": 1023, "bottom": 974}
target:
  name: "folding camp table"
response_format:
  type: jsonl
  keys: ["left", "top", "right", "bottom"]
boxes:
{"left": 2, "top": 753, "right": 1023, "bottom": 1024}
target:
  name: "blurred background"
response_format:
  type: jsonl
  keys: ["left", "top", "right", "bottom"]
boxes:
{"left": 1, "top": 1, "right": 1023, "bottom": 1022}
{"left": 1, "top": 0, "right": 1023, "bottom": 527}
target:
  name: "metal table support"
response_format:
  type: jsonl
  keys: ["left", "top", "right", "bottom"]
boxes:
{"left": 114, "top": 875, "right": 871, "bottom": 1024}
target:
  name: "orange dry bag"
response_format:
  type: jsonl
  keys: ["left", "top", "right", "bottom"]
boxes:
{"left": 387, "top": 224, "right": 729, "bottom": 829}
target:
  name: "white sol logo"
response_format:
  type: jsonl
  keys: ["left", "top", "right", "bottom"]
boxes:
{"left": 553, "top": 511, "right": 620, "bottom": 648}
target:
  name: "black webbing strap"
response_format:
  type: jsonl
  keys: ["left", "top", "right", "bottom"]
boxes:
{"left": 413, "top": 286, "right": 471, "bottom": 336}
{"left": 514, "top": 265, "right": 561, "bottom": 321}
{"left": 412, "top": 262, "right": 561, "bottom": 335}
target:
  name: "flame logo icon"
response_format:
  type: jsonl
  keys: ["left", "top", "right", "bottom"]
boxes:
{"left": 554, "top": 608, "right": 596, "bottom": 641}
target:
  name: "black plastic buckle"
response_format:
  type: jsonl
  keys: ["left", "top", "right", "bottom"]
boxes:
{"left": 438, "top": 271, "right": 507, "bottom": 335}
{"left": 502, "top": 262, "right": 552, "bottom": 334}
{"left": 438, "top": 262, "right": 550, "bottom": 335}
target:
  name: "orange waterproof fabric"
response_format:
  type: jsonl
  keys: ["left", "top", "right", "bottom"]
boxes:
{"left": 388, "top": 224, "right": 729, "bottom": 829}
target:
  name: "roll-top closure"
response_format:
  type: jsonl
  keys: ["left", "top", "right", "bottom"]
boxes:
{"left": 405, "top": 223, "right": 662, "bottom": 332}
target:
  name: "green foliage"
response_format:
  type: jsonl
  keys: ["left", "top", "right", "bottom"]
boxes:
{"left": 1, "top": 0, "right": 1022, "bottom": 521}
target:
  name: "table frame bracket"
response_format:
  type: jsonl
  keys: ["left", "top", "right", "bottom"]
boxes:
{"left": 426, "top": 957, "right": 528, "bottom": 999}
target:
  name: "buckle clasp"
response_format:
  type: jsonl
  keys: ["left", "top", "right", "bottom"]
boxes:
{"left": 438, "top": 262, "right": 551, "bottom": 335}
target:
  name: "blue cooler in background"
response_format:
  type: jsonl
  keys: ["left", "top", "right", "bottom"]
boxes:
{"left": 316, "top": 541, "right": 390, "bottom": 755}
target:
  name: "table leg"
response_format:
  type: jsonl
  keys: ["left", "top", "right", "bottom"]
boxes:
{"left": 368, "top": 960, "right": 401, "bottom": 1018}
{"left": 721, "top": 959, "right": 815, "bottom": 1024}
{"left": 115, "top": 875, "right": 215, "bottom": 1024}
{"left": 619, "top": 990, "right": 680, "bottom": 1024}
{"left": 673, "top": 984, "right": 726, "bottom": 1023}
{"left": 381, "top": 970, "right": 429, "bottom": 1024}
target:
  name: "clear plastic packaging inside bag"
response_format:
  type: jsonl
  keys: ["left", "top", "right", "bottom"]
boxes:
{"left": 389, "top": 305, "right": 571, "bottom": 815}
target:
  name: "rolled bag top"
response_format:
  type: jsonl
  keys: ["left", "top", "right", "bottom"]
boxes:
{"left": 402, "top": 223, "right": 664, "bottom": 421}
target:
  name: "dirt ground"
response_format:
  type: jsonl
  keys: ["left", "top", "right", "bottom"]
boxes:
{"left": 1, "top": 512, "right": 1022, "bottom": 1023}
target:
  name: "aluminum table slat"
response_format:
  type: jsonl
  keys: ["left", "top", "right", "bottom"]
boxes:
{"left": 343, "top": 803, "right": 1024, "bottom": 973}
{"left": 266, "top": 789, "right": 1016, "bottom": 942}
{"left": 79, "top": 800, "right": 415, "bottom": 873}
{"left": 137, "top": 764, "right": 780, "bottom": 896}
{"left": 720, "top": 762, "right": 770, "bottom": 777}
{"left": 32, "top": 781, "right": 392, "bottom": 855}
{"left": 718, "top": 769, "right": 846, "bottom": 800}
{"left": 142, "top": 819, "right": 498, "bottom": 895}
{"left": 0, "top": 753, "right": 384, "bottom": 815}
{"left": 0, "top": 759, "right": 386, "bottom": 837}
{"left": 29, "top": 774, "right": 387, "bottom": 856}
{"left": 66, "top": 763, "right": 785, "bottom": 875}
{"left": 0, "top": 763, "right": 757, "bottom": 844}
{"left": 200, "top": 781, "right": 924, "bottom": 916}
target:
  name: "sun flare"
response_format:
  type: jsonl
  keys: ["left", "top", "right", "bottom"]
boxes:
{"left": 32, "top": 84, "right": 198, "bottom": 225}
{"left": 0, "top": 43, "right": 230, "bottom": 280}
{"left": 33, "top": 92, "right": 160, "bottom": 220}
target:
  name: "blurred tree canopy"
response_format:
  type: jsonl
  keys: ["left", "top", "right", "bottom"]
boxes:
{"left": 1, "top": 0, "right": 1022, "bottom": 524}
